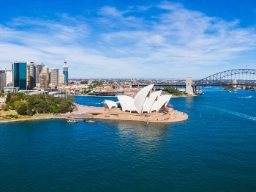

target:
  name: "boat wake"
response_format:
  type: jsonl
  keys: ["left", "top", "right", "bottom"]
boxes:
{"left": 238, "top": 96, "right": 253, "bottom": 99}
{"left": 207, "top": 106, "right": 256, "bottom": 122}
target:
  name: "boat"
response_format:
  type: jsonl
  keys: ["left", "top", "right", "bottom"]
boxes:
{"left": 67, "top": 119, "right": 77, "bottom": 123}
{"left": 84, "top": 119, "right": 95, "bottom": 123}
{"left": 249, "top": 96, "right": 252, "bottom": 98}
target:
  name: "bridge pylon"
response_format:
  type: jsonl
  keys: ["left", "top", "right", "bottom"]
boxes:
{"left": 185, "top": 77, "right": 194, "bottom": 95}
{"left": 232, "top": 78, "right": 237, "bottom": 89}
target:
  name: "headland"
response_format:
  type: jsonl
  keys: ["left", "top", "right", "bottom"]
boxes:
{"left": 66, "top": 104, "right": 188, "bottom": 123}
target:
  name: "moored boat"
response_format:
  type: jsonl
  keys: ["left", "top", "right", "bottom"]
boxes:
{"left": 67, "top": 119, "right": 77, "bottom": 123}
{"left": 84, "top": 119, "right": 95, "bottom": 123}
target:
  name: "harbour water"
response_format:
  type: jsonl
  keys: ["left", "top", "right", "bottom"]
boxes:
{"left": 0, "top": 87, "right": 256, "bottom": 191}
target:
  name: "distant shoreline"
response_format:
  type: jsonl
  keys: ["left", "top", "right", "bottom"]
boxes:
{"left": 74, "top": 94, "right": 195, "bottom": 98}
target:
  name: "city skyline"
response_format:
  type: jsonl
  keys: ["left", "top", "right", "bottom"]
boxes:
{"left": 1, "top": 0, "right": 256, "bottom": 78}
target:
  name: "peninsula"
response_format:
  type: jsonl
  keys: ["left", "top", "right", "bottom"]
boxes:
{"left": 67, "top": 84, "right": 188, "bottom": 123}
{"left": 1, "top": 85, "right": 188, "bottom": 124}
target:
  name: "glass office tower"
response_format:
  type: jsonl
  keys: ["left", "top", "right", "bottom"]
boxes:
{"left": 12, "top": 62, "right": 27, "bottom": 90}
{"left": 63, "top": 61, "right": 68, "bottom": 85}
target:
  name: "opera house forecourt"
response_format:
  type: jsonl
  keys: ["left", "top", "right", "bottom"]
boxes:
{"left": 71, "top": 84, "right": 188, "bottom": 123}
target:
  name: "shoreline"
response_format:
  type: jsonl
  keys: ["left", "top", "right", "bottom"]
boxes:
{"left": 69, "top": 105, "right": 188, "bottom": 123}
{"left": 1, "top": 102, "right": 189, "bottom": 124}
{"left": 0, "top": 115, "right": 66, "bottom": 124}
{"left": 74, "top": 94, "right": 197, "bottom": 98}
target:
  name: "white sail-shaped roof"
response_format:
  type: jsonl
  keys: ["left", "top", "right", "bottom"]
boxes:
{"left": 151, "top": 95, "right": 172, "bottom": 112}
{"left": 134, "top": 84, "right": 154, "bottom": 113}
{"left": 105, "top": 84, "right": 172, "bottom": 114}
{"left": 143, "top": 90, "right": 162, "bottom": 113}
{"left": 104, "top": 100, "right": 117, "bottom": 108}
{"left": 117, "top": 95, "right": 137, "bottom": 112}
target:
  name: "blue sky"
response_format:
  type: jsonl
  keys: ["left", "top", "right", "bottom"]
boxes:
{"left": 1, "top": 0, "right": 256, "bottom": 78}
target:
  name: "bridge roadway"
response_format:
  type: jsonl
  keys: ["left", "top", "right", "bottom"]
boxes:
{"left": 132, "top": 82, "right": 256, "bottom": 88}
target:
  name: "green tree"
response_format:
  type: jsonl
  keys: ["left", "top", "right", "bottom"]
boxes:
{"left": 80, "top": 80, "right": 88, "bottom": 84}
{"left": 15, "top": 92, "right": 25, "bottom": 99}
{"left": 17, "top": 103, "right": 27, "bottom": 115}
{"left": 35, "top": 100, "right": 50, "bottom": 113}
{"left": 6, "top": 92, "right": 12, "bottom": 103}
{"left": 58, "top": 100, "right": 71, "bottom": 113}
{"left": 13, "top": 100, "right": 23, "bottom": 110}
{"left": 50, "top": 105, "right": 58, "bottom": 113}
{"left": 163, "top": 87, "right": 184, "bottom": 96}
{"left": 1, "top": 104, "right": 8, "bottom": 111}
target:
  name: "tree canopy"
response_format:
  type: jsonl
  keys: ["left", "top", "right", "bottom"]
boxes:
{"left": 163, "top": 87, "right": 186, "bottom": 96}
{"left": 6, "top": 93, "right": 74, "bottom": 115}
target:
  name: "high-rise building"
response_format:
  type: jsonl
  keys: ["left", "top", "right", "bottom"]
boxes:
{"left": 63, "top": 61, "right": 68, "bottom": 85}
{"left": 0, "top": 70, "right": 6, "bottom": 91}
{"left": 59, "top": 73, "right": 66, "bottom": 85}
{"left": 27, "top": 62, "right": 36, "bottom": 89}
{"left": 12, "top": 62, "right": 27, "bottom": 90}
{"left": 50, "top": 68, "right": 59, "bottom": 88}
{"left": 5, "top": 70, "right": 12, "bottom": 86}
{"left": 41, "top": 66, "right": 49, "bottom": 84}
{"left": 39, "top": 73, "right": 48, "bottom": 90}
{"left": 35, "top": 63, "right": 44, "bottom": 84}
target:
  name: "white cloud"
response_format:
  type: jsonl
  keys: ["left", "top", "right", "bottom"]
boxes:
{"left": 1, "top": 2, "right": 256, "bottom": 78}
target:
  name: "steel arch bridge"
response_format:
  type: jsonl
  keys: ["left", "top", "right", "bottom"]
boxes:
{"left": 195, "top": 69, "right": 256, "bottom": 86}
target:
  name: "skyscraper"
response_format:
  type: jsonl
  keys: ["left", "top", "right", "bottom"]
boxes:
{"left": 0, "top": 70, "right": 6, "bottom": 91}
{"left": 39, "top": 66, "right": 49, "bottom": 89}
{"left": 5, "top": 70, "right": 12, "bottom": 86}
{"left": 27, "top": 62, "right": 36, "bottom": 89}
{"left": 63, "top": 61, "right": 68, "bottom": 85}
{"left": 39, "top": 73, "right": 48, "bottom": 90}
{"left": 50, "top": 68, "right": 59, "bottom": 88}
{"left": 12, "top": 62, "right": 27, "bottom": 90}
{"left": 35, "top": 63, "right": 44, "bottom": 84}
{"left": 59, "top": 73, "right": 66, "bottom": 85}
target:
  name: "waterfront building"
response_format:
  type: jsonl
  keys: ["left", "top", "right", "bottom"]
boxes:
{"left": 3, "top": 87, "right": 19, "bottom": 94}
{"left": 48, "top": 90, "right": 66, "bottom": 98}
{"left": 0, "top": 70, "right": 6, "bottom": 91}
{"left": 39, "top": 73, "right": 48, "bottom": 90}
{"left": 5, "top": 70, "right": 12, "bottom": 86}
{"left": 59, "top": 73, "right": 66, "bottom": 85}
{"left": 50, "top": 68, "right": 59, "bottom": 88}
{"left": 35, "top": 63, "right": 44, "bottom": 84}
{"left": 27, "top": 62, "right": 36, "bottom": 89}
{"left": 63, "top": 61, "right": 68, "bottom": 85}
{"left": 12, "top": 62, "right": 27, "bottom": 90}
{"left": 104, "top": 84, "right": 172, "bottom": 114}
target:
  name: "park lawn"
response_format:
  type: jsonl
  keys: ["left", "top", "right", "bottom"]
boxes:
{"left": 0, "top": 110, "right": 18, "bottom": 116}
{"left": 32, "top": 113, "right": 53, "bottom": 119}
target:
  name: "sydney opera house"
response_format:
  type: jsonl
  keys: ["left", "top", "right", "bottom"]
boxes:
{"left": 104, "top": 84, "right": 172, "bottom": 114}
{"left": 70, "top": 84, "right": 188, "bottom": 123}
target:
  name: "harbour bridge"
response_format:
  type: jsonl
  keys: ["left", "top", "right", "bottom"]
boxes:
{"left": 132, "top": 69, "right": 256, "bottom": 93}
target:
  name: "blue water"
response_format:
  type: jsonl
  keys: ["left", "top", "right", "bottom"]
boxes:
{"left": 1, "top": 87, "right": 256, "bottom": 191}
